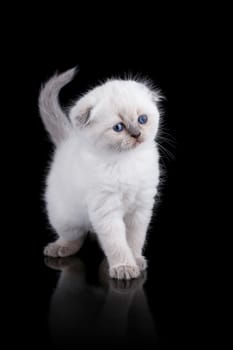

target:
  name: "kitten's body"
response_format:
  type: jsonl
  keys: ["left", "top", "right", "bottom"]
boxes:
{"left": 40, "top": 68, "right": 161, "bottom": 280}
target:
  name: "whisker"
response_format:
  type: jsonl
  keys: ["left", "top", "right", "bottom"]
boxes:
{"left": 157, "top": 135, "right": 177, "bottom": 148}
{"left": 158, "top": 131, "right": 177, "bottom": 143}
{"left": 157, "top": 142, "right": 176, "bottom": 161}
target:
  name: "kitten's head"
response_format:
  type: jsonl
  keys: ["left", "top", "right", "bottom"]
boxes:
{"left": 69, "top": 79, "right": 161, "bottom": 152}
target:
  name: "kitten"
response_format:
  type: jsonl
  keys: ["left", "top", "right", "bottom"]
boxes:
{"left": 39, "top": 67, "right": 161, "bottom": 280}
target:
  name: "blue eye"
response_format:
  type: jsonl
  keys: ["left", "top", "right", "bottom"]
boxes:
{"left": 138, "top": 114, "right": 148, "bottom": 124}
{"left": 113, "top": 122, "right": 125, "bottom": 132}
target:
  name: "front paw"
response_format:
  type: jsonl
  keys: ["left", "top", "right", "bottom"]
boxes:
{"left": 43, "top": 242, "right": 78, "bottom": 257}
{"left": 109, "top": 264, "right": 140, "bottom": 280}
{"left": 135, "top": 256, "right": 148, "bottom": 271}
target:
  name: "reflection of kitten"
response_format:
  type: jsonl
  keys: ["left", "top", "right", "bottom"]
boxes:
{"left": 39, "top": 68, "right": 161, "bottom": 280}
{"left": 45, "top": 257, "right": 157, "bottom": 347}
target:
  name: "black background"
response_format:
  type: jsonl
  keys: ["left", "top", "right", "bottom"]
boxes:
{"left": 3, "top": 10, "right": 206, "bottom": 349}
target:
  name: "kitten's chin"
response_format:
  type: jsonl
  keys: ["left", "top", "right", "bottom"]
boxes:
{"left": 121, "top": 139, "right": 144, "bottom": 151}
{"left": 103, "top": 139, "right": 146, "bottom": 153}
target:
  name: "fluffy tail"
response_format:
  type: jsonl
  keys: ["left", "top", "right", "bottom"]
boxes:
{"left": 39, "top": 67, "right": 77, "bottom": 146}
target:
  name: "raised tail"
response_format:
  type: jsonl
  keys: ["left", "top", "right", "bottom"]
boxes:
{"left": 39, "top": 67, "right": 77, "bottom": 146}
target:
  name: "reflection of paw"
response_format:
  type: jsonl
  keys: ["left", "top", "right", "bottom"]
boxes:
{"left": 109, "top": 264, "right": 140, "bottom": 280}
{"left": 135, "top": 256, "right": 148, "bottom": 271}
{"left": 43, "top": 241, "right": 79, "bottom": 257}
{"left": 44, "top": 256, "right": 80, "bottom": 270}
{"left": 108, "top": 274, "right": 146, "bottom": 292}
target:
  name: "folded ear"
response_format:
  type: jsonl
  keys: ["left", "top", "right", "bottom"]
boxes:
{"left": 69, "top": 100, "right": 93, "bottom": 127}
{"left": 73, "top": 107, "right": 92, "bottom": 127}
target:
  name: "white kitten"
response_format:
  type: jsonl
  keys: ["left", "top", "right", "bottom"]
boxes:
{"left": 39, "top": 68, "right": 161, "bottom": 280}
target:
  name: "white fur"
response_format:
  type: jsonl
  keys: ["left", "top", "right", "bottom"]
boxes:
{"left": 42, "top": 75, "right": 160, "bottom": 280}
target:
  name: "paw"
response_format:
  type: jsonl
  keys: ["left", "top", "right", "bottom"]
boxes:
{"left": 109, "top": 264, "right": 140, "bottom": 280}
{"left": 135, "top": 256, "right": 148, "bottom": 271}
{"left": 43, "top": 242, "right": 79, "bottom": 258}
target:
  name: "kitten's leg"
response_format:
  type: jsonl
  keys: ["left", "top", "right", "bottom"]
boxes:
{"left": 125, "top": 197, "right": 154, "bottom": 271}
{"left": 89, "top": 199, "right": 140, "bottom": 280}
{"left": 94, "top": 217, "right": 140, "bottom": 280}
{"left": 44, "top": 226, "right": 86, "bottom": 258}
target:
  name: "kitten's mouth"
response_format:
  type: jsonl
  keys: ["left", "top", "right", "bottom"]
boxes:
{"left": 133, "top": 139, "right": 143, "bottom": 147}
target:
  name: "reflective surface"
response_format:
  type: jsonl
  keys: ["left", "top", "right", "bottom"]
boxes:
{"left": 45, "top": 255, "right": 157, "bottom": 348}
